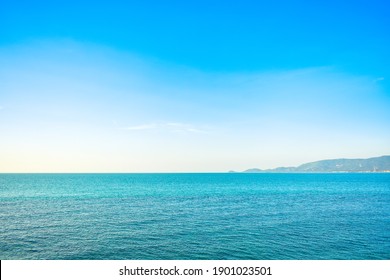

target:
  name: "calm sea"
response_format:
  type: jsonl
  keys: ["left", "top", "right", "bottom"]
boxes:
{"left": 0, "top": 173, "right": 389, "bottom": 260}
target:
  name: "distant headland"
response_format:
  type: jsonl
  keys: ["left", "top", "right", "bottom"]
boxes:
{"left": 231, "top": 155, "right": 390, "bottom": 173}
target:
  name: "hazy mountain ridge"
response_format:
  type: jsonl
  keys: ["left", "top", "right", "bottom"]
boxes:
{"left": 239, "top": 155, "right": 390, "bottom": 173}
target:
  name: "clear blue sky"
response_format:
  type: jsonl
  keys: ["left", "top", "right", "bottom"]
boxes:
{"left": 0, "top": 0, "right": 389, "bottom": 172}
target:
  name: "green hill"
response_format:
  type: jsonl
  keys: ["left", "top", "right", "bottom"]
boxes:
{"left": 242, "top": 155, "right": 390, "bottom": 173}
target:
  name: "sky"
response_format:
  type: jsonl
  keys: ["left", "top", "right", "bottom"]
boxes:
{"left": 0, "top": 0, "right": 389, "bottom": 172}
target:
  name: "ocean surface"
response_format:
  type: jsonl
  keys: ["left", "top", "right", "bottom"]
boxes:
{"left": 0, "top": 173, "right": 389, "bottom": 260}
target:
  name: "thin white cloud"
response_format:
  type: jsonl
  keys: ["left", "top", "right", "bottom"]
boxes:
{"left": 121, "top": 124, "right": 156, "bottom": 131}
{"left": 185, "top": 127, "right": 206, "bottom": 133}
{"left": 164, "top": 122, "right": 208, "bottom": 133}
{"left": 119, "top": 121, "right": 208, "bottom": 134}
{"left": 374, "top": 77, "right": 384, "bottom": 83}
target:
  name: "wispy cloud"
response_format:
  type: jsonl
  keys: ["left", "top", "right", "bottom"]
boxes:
{"left": 119, "top": 121, "right": 208, "bottom": 134}
{"left": 374, "top": 77, "right": 385, "bottom": 83}
{"left": 121, "top": 124, "right": 157, "bottom": 131}
{"left": 164, "top": 122, "right": 208, "bottom": 133}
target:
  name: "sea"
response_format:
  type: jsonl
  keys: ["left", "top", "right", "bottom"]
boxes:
{"left": 0, "top": 173, "right": 389, "bottom": 260}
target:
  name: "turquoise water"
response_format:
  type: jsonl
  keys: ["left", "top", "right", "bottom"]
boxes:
{"left": 0, "top": 173, "right": 389, "bottom": 259}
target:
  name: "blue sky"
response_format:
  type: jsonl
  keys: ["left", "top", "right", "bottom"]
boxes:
{"left": 0, "top": 0, "right": 389, "bottom": 172}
